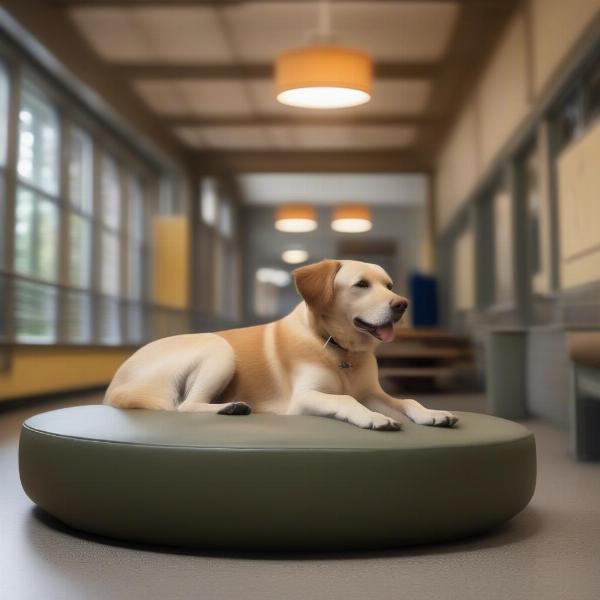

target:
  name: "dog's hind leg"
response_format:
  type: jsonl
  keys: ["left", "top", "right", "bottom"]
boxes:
{"left": 105, "top": 379, "right": 175, "bottom": 410}
{"left": 177, "top": 335, "right": 250, "bottom": 415}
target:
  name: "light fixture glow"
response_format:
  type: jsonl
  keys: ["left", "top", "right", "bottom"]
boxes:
{"left": 282, "top": 249, "right": 309, "bottom": 264}
{"left": 275, "top": 205, "right": 318, "bottom": 233}
{"left": 275, "top": 46, "right": 372, "bottom": 109}
{"left": 256, "top": 268, "right": 291, "bottom": 287}
{"left": 331, "top": 205, "right": 372, "bottom": 233}
{"left": 277, "top": 86, "right": 370, "bottom": 110}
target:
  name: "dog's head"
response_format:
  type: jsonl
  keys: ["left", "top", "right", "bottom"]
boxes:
{"left": 293, "top": 259, "right": 408, "bottom": 351}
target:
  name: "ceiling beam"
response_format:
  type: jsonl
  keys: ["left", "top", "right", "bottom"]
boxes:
{"left": 55, "top": 0, "right": 465, "bottom": 6}
{"left": 165, "top": 114, "right": 433, "bottom": 127}
{"left": 116, "top": 62, "right": 438, "bottom": 80}
{"left": 193, "top": 150, "right": 432, "bottom": 174}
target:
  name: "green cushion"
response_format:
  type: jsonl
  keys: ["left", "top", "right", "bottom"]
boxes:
{"left": 19, "top": 406, "right": 536, "bottom": 550}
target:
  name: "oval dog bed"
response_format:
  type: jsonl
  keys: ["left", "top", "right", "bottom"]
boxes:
{"left": 19, "top": 405, "right": 536, "bottom": 550}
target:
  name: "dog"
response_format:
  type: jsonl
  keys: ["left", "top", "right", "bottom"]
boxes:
{"left": 105, "top": 259, "right": 458, "bottom": 430}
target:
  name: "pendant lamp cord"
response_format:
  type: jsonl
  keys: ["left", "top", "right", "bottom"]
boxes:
{"left": 317, "top": 0, "right": 332, "bottom": 40}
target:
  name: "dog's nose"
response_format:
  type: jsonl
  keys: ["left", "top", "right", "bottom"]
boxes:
{"left": 390, "top": 299, "right": 408, "bottom": 316}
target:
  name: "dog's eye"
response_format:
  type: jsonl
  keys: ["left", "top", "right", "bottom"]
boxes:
{"left": 386, "top": 282, "right": 393, "bottom": 290}
{"left": 354, "top": 280, "right": 370, "bottom": 289}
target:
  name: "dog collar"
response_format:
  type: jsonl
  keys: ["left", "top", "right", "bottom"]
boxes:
{"left": 322, "top": 335, "right": 353, "bottom": 369}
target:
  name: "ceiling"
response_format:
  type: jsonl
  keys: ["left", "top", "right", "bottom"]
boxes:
{"left": 237, "top": 173, "right": 426, "bottom": 205}
{"left": 45, "top": 0, "right": 519, "bottom": 172}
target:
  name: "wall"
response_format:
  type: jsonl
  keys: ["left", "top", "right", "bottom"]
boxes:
{"left": 530, "top": 0, "right": 600, "bottom": 95}
{"left": 435, "top": 1, "right": 600, "bottom": 232}
{"left": 243, "top": 205, "right": 426, "bottom": 320}
{"left": 152, "top": 216, "right": 190, "bottom": 309}
{"left": 557, "top": 118, "right": 600, "bottom": 289}
{"left": 0, "top": 347, "right": 132, "bottom": 400}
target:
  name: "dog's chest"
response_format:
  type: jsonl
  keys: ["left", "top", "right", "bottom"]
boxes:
{"left": 333, "top": 362, "right": 369, "bottom": 396}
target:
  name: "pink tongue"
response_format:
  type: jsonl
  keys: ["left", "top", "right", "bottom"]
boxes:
{"left": 374, "top": 323, "right": 395, "bottom": 342}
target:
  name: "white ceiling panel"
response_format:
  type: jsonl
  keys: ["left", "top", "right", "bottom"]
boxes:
{"left": 134, "top": 80, "right": 252, "bottom": 116}
{"left": 237, "top": 173, "right": 427, "bottom": 206}
{"left": 223, "top": 1, "right": 459, "bottom": 62}
{"left": 277, "top": 125, "right": 417, "bottom": 149}
{"left": 174, "top": 126, "right": 272, "bottom": 150}
{"left": 70, "top": 7, "right": 233, "bottom": 63}
{"left": 222, "top": 3, "right": 318, "bottom": 62}
{"left": 330, "top": 1, "right": 460, "bottom": 62}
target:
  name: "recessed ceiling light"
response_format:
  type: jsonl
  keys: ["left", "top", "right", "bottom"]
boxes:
{"left": 331, "top": 204, "right": 373, "bottom": 233}
{"left": 282, "top": 249, "right": 309, "bottom": 264}
{"left": 275, "top": 205, "right": 318, "bottom": 233}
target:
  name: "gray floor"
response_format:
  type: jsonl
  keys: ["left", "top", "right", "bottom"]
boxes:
{"left": 1, "top": 393, "right": 600, "bottom": 600}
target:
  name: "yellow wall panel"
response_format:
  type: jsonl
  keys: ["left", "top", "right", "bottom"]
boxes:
{"left": 152, "top": 216, "right": 190, "bottom": 309}
{"left": 0, "top": 347, "right": 132, "bottom": 400}
{"left": 557, "top": 118, "right": 600, "bottom": 288}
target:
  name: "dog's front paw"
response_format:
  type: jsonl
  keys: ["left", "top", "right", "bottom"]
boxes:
{"left": 218, "top": 401, "right": 252, "bottom": 415}
{"left": 411, "top": 409, "right": 458, "bottom": 428}
{"left": 352, "top": 410, "right": 401, "bottom": 431}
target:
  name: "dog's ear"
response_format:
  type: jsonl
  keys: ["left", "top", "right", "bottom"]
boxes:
{"left": 293, "top": 260, "right": 341, "bottom": 313}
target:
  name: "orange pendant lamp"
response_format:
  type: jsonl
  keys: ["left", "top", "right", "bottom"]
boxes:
{"left": 275, "top": 204, "right": 318, "bottom": 232}
{"left": 331, "top": 204, "right": 372, "bottom": 233}
{"left": 275, "top": 0, "right": 373, "bottom": 109}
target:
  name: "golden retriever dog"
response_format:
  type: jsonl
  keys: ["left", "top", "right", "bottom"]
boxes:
{"left": 105, "top": 259, "right": 458, "bottom": 430}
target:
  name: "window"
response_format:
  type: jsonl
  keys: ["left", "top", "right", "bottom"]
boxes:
{"left": 68, "top": 213, "right": 91, "bottom": 288}
{"left": 100, "top": 154, "right": 121, "bottom": 297}
{"left": 13, "top": 83, "right": 61, "bottom": 341}
{"left": 69, "top": 127, "right": 93, "bottom": 213}
{"left": 17, "top": 84, "right": 59, "bottom": 195}
{"left": 15, "top": 280, "right": 57, "bottom": 343}
{"left": 0, "top": 62, "right": 9, "bottom": 269}
{"left": 128, "top": 174, "right": 145, "bottom": 300}
{"left": 200, "top": 178, "right": 218, "bottom": 226}
{"left": 127, "top": 176, "right": 144, "bottom": 339}
{"left": 101, "top": 230, "right": 120, "bottom": 297}
{"left": 520, "top": 143, "right": 543, "bottom": 288}
{"left": 218, "top": 199, "right": 233, "bottom": 238}
{"left": 0, "top": 61, "right": 8, "bottom": 167}
{"left": 14, "top": 187, "right": 60, "bottom": 281}
{"left": 14, "top": 84, "right": 60, "bottom": 284}
{"left": 101, "top": 154, "right": 121, "bottom": 230}
{"left": 217, "top": 199, "right": 239, "bottom": 319}
{"left": 493, "top": 187, "right": 514, "bottom": 306}
{"left": 198, "top": 180, "right": 241, "bottom": 319}
{"left": 68, "top": 127, "right": 93, "bottom": 288}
